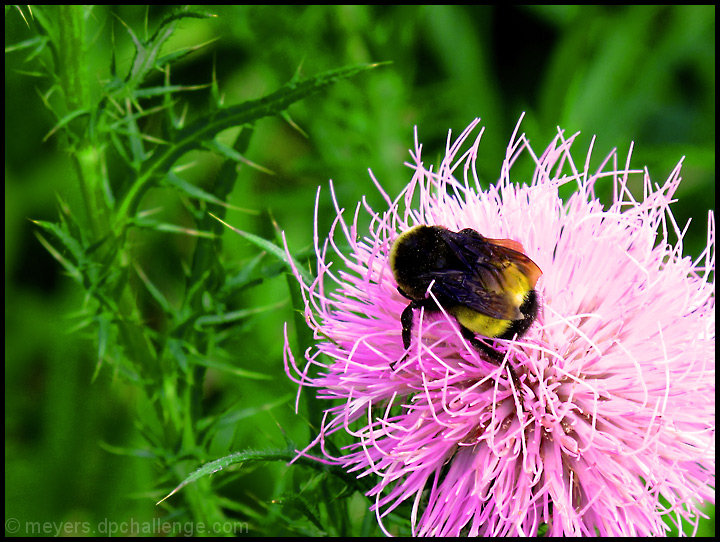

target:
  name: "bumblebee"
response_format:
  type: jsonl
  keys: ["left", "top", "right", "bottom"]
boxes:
{"left": 389, "top": 225, "right": 541, "bottom": 366}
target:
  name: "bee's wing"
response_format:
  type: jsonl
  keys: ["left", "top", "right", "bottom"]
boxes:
{"left": 433, "top": 229, "right": 542, "bottom": 320}
{"left": 483, "top": 238, "right": 542, "bottom": 289}
{"left": 455, "top": 230, "right": 542, "bottom": 290}
{"left": 424, "top": 269, "right": 520, "bottom": 321}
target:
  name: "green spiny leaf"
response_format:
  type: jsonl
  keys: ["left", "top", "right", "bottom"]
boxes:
{"left": 194, "top": 299, "right": 287, "bottom": 329}
{"left": 164, "top": 171, "right": 234, "bottom": 208}
{"left": 187, "top": 355, "right": 272, "bottom": 381}
{"left": 151, "top": 9, "right": 217, "bottom": 43}
{"left": 157, "top": 447, "right": 366, "bottom": 506}
{"left": 116, "top": 62, "right": 387, "bottom": 222}
{"left": 210, "top": 213, "right": 314, "bottom": 287}
{"left": 172, "top": 63, "right": 388, "bottom": 155}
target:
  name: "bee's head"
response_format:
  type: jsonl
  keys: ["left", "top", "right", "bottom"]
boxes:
{"left": 389, "top": 225, "right": 453, "bottom": 297}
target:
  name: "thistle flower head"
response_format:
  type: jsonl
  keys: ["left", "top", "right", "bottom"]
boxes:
{"left": 283, "top": 117, "right": 715, "bottom": 536}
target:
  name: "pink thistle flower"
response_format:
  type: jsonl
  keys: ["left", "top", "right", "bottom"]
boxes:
{"left": 283, "top": 117, "right": 715, "bottom": 536}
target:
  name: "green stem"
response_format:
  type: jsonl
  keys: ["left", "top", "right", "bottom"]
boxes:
{"left": 57, "top": 6, "right": 89, "bottom": 114}
{"left": 45, "top": 6, "right": 225, "bottom": 527}
{"left": 55, "top": 7, "right": 113, "bottom": 245}
{"left": 56, "top": 6, "right": 160, "bottom": 410}
{"left": 74, "top": 145, "right": 110, "bottom": 245}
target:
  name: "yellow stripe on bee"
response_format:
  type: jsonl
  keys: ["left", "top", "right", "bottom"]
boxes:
{"left": 499, "top": 264, "right": 532, "bottom": 306}
{"left": 450, "top": 306, "right": 512, "bottom": 338}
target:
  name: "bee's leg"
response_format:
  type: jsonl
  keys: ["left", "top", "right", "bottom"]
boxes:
{"left": 391, "top": 299, "right": 425, "bottom": 369}
{"left": 396, "top": 287, "right": 413, "bottom": 301}
{"left": 458, "top": 325, "right": 496, "bottom": 360}
{"left": 390, "top": 302, "right": 415, "bottom": 370}
{"left": 460, "top": 327, "right": 520, "bottom": 388}
{"left": 400, "top": 301, "right": 417, "bottom": 351}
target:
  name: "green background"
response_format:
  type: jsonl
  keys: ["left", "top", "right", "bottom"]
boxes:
{"left": 5, "top": 5, "right": 714, "bottom": 536}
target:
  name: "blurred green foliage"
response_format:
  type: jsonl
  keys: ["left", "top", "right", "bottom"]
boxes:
{"left": 5, "top": 5, "right": 714, "bottom": 536}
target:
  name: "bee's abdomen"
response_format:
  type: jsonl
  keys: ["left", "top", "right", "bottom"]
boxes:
{"left": 450, "top": 306, "right": 512, "bottom": 338}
